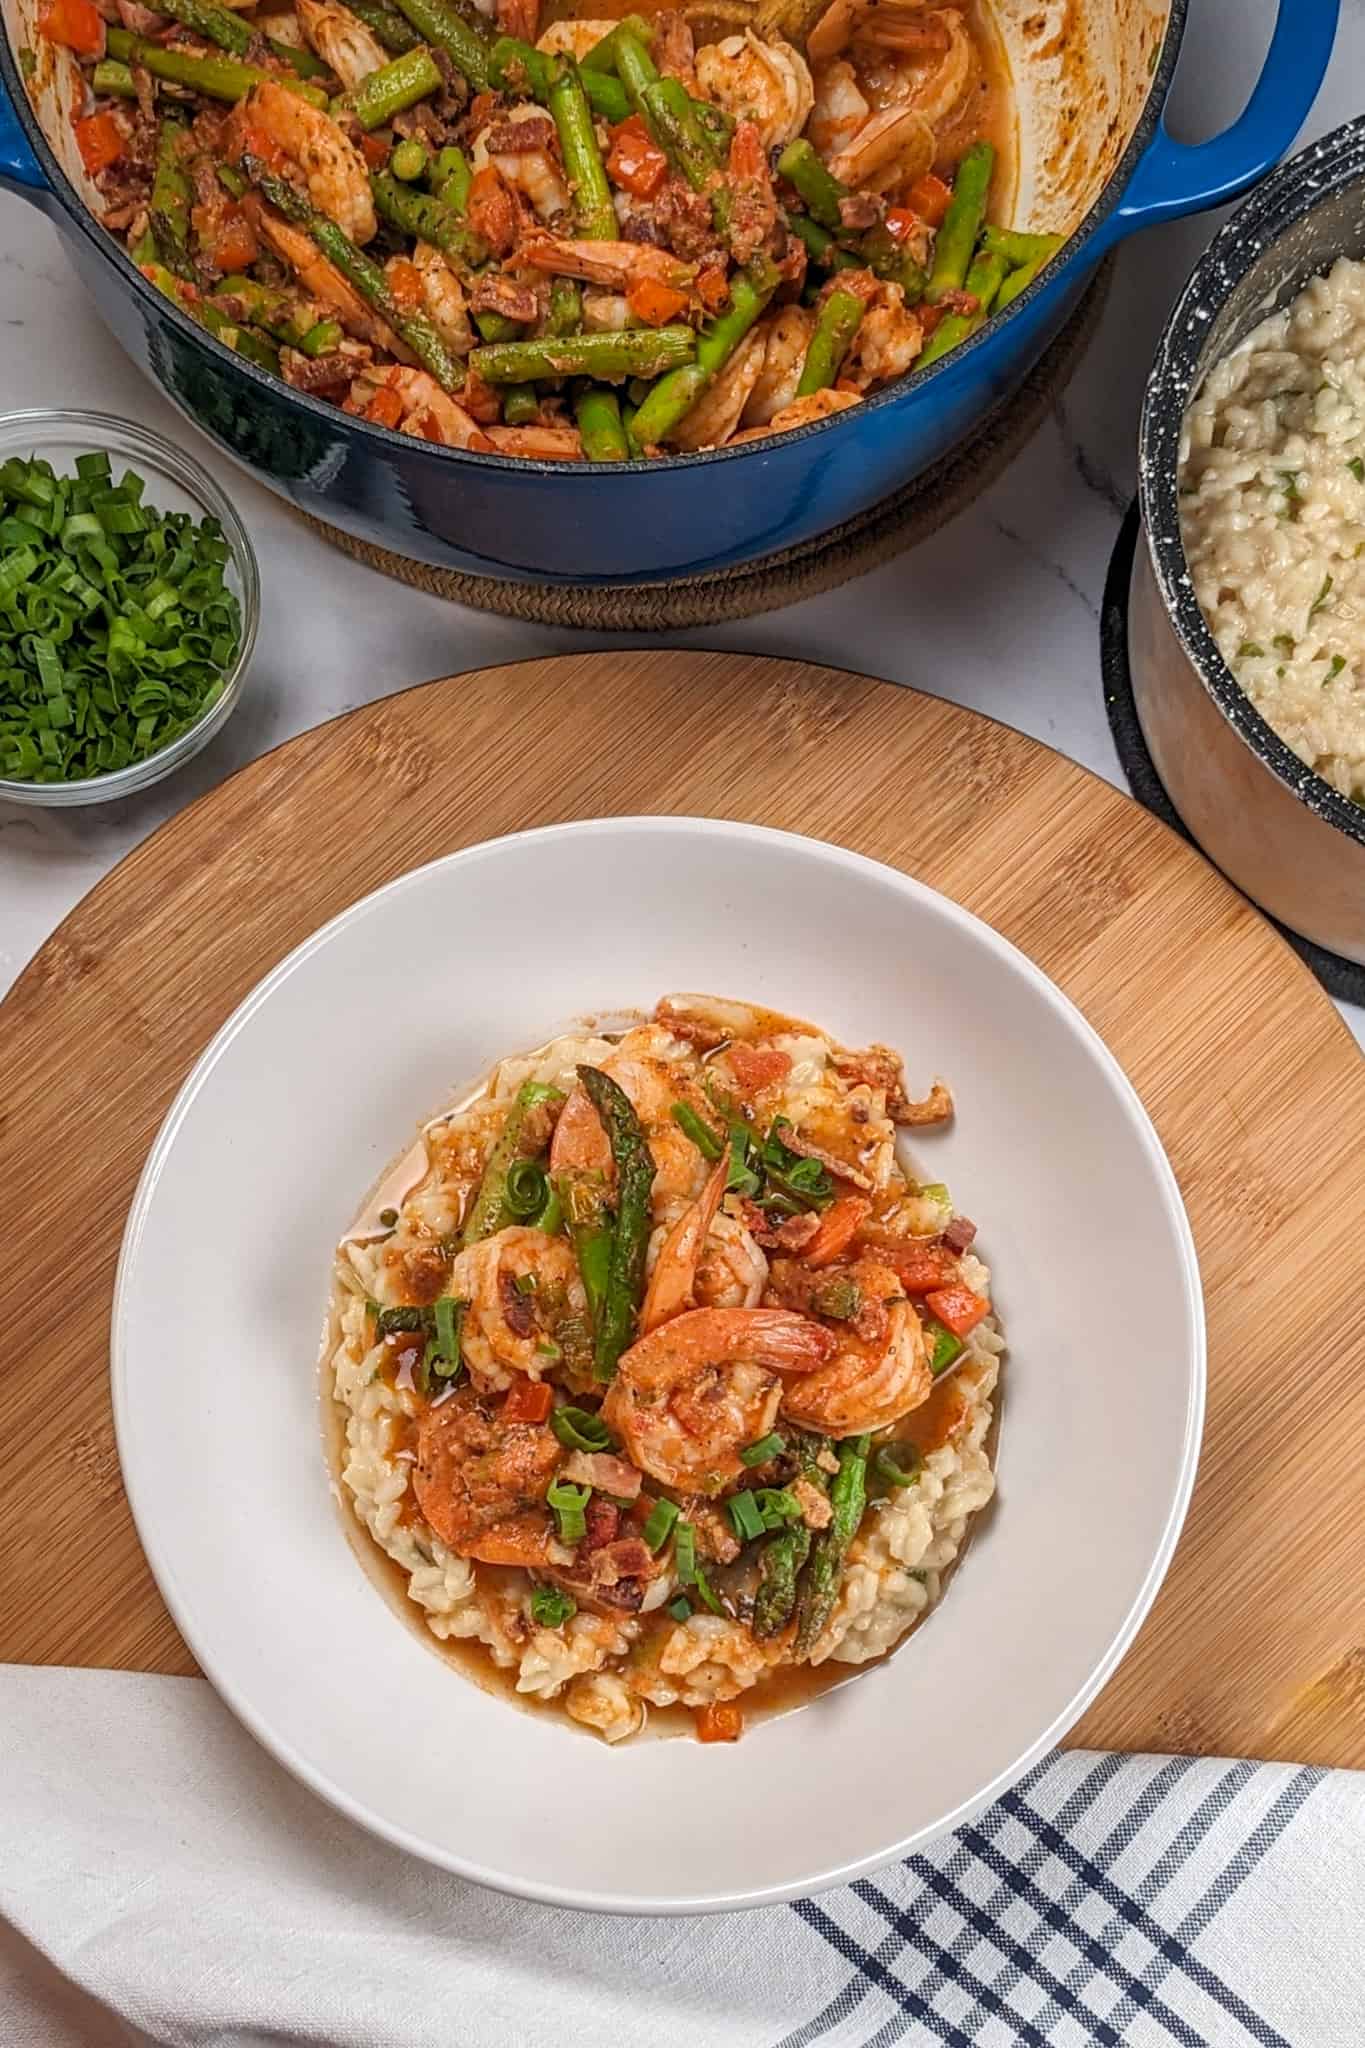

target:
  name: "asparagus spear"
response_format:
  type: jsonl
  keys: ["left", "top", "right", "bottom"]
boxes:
{"left": 925, "top": 140, "right": 995, "bottom": 302}
{"left": 787, "top": 213, "right": 860, "bottom": 275}
{"left": 91, "top": 56, "right": 135, "bottom": 96}
{"left": 242, "top": 155, "right": 465, "bottom": 388}
{"left": 583, "top": 70, "right": 629, "bottom": 123}
{"left": 474, "top": 308, "right": 521, "bottom": 344}
{"left": 502, "top": 382, "right": 539, "bottom": 425}
{"left": 574, "top": 386, "right": 628, "bottom": 461}
{"left": 142, "top": 258, "right": 280, "bottom": 370}
{"left": 612, "top": 25, "right": 658, "bottom": 119}
{"left": 642, "top": 75, "right": 716, "bottom": 193}
{"left": 431, "top": 143, "right": 471, "bottom": 211}
{"left": 149, "top": 117, "right": 194, "bottom": 280}
{"left": 547, "top": 277, "right": 581, "bottom": 336}
{"left": 918, "top": 247, "right": 1007, "bottom": 367}
{"left": 487, "top": 32, "right": 553, "bottom": 98}
{"left": 627, "top": 259, "right": 777, "bottom": 451}
{"left": 581, "top": 14, "right": 654, "bottom": 69}
{"left": 154, "top": 0, "right": 332, "bottom": 78}
{"left": 347, "top": 0, "right": 422, "bottom": 53}
{"left": 389, "top": 0, "right": 492, "bottom": 89}
{"left": 796, "top": 285, "right": 863, "bottom": 397}
{"left": 106, "top": 27, "right": 328, "bottom": 105}
{"left": 342, "top": 45, "right": 443, "bottom": 130}
{"left": 576, "top": 1065, "right": 655, "bottom": 1382}
{"left": 468, "top": 326, "right": 697, "bottom": 385}
{"left": 211, "top": 271, "right": 315, "bottom": 344}
{"left": 995, "top": 240, "right": 1062, "bottom": 312}
{"left": 776, "top": 137, "right": 844, "bottom": 231}
{"left": 979, "top": 224, "right": 1063, "bottom": 268}
{"left": 794, "top": 1434, "right": 869, "bottom": 1655}
{"left": 752, "top": 1433, "right": 829, "bottom": 1639}
{"left": 459, "top": 1079, "right": 565, "bottom": 1247}
{"left": 549, "top": 58, "right": 616, "bottom": 242}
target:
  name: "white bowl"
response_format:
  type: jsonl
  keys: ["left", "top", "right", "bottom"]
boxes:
{"left": 113, "top": 817, "right": 1204, "bottom": 1914}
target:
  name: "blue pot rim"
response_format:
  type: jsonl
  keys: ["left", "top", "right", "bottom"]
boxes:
{"left": 1139, "top": 113, "right": 1365, "bottom": 856}
{"left": 1, "top": 3, "right": 1184, "bottom": 477}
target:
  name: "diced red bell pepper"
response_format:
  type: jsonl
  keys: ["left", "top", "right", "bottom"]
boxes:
{"left": 365, "top": 385, "right": 405, "bottom": 428}
{"left": 386, "top": 256, "right": 423, "bottom": 312}
{"left": 207, "top": 207, "right": 258, "bottom": 276}
{"left": 696, "top": 1700, "right": 743, "bottom": 1743}
{"left": 695, "top": 260, "right": 729, "bottom": 313}
{"left": 627, "top": 276, "right": 689, "bottom": 327}
{"left": 862, "top": 1236, "right": 960, "bottom": 1294}
{"left": 906, "top": 174, "right": 952, "bottom": 227}
{"left": 73, "top": 109, "right": 124, "bottom": 175}
{"left": 503, "top": 1377, "right": 554, "bottom": 1425}
{"left": 607, "top": 114, "right": 668, "bottom": 199}
{"left": 40, "top": 0, "right": 103, "bottom": 56}
{"left": 361, "top": 130, "right": 392, "bottom": 169}
{"left": 923, "top": 1284, "right": 990, "bottom": 1337}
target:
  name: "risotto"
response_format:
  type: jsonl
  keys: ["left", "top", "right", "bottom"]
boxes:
{"left": 1179, "top": 254, "right": 1365, "bottom": 803}
{"left": 325, "top": 993, "right": 1001, "bottom": 1743}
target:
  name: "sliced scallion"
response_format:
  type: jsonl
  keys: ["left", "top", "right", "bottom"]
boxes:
{"left": 505, "top": 1156, "right": 549, "bottom": 1219}
{"left": 530, "top": 1584, "right": 576, "bottom": 1627}
{"left": 727, "top": 1490, "right": 766, "bottom": 1544}
{"left": 550, "top": 1405, "right": 614, "bottom": 1453}
{"left": 671, "top": 1100, "right": 725, "bottom": 1160}
{"left": 642, "top": 1496, "right": 680, "bottom": 1550}
{"left": 668, "top": 1594, "right": 692, "bottom": 1621}
{"left": 547, "top": 1478, "right": 591, "bottom": 1545}
{"left": 873, "top": 1443, "right": 922, "bottom": 1488}
{"left": 740, "top": 1431, "right": 785, "bottom": 1467}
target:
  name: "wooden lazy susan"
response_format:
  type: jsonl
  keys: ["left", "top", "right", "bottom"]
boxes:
{"left": 3, "top": 651, "right": 1364, "bottom": 1765}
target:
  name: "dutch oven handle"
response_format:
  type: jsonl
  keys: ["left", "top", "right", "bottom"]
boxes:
{"left": 1094, "top": 0, "right": 1339, "bottom": 249}
{"left": 0, "top": 57, "right": 50, "bottom": 202}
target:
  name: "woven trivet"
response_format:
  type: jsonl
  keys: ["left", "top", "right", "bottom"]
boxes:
{"left": 1101, "top": 497, "right": 1365, "bottom": 1006}
{"left": 300, "top": 259, "right": 1112, "bottom": 629}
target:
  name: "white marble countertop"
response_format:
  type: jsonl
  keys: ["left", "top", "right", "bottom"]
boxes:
{"left": 1, "top": 0, "right": 1362, "bottom": 1049}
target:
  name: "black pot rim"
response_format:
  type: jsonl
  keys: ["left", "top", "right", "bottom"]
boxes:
{"left": 1139, "top": 113, "right": 1365, "bottom": 856}
{"left": 0, "top": 1, "right": 1184, "bottom": 478}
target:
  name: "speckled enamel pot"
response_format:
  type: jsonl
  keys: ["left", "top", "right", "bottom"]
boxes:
{"left": 1133, "top": 117, "right": 1365, "bottom": 966}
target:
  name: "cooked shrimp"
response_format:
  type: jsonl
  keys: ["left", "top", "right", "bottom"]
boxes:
{"left": 347, "top": 364, "right": 494, "bottom": 447}
{"left": 806, "top": 57, "right": 868, "bottom": 159}
{"left": 496, "top": 0, "right": 539, "bottom": 41}
{"left": 520, "top": 231, "right": 696, "bottom": 294}
{"left": 414, "top": 1383, "right": 561, "bottom": 1564}
{"left": 249, "top": 200, "right": 408, "bottom": 351}
{"left": 669, "top": 326, "right": 767, "bottom": 450}
{"left": 642, "top": 1160, "right": 727, "bottom": 1333}
{"left": 603, "top": 1306, "right": 834, "bottom": 1493}
{"left": 693, "top": 30, "right": 813, "bottom": 152}
{"left": 693, "top": 1207, "right": 769, "bottom": 1310}
{"left": 581, "top": 289, "right": 632, "bottom": 331}
{"left": 412, "top": 240, "right": 474, "bottom": 355}
{"left": 840, "top": 278, "right": 923, "bottom": 386}
{"left": 773, "top": 1260, "right": 931, "bottom": 1435}
{"left": 482, "top": 424, "right": 585, "bottom": 460}
{"left": 741, "top": 307, "right": 817, "bottom": 427}
{"left": 297, "top": 0, "right": 387, "bottom": 88}
{"left": 729, "top": 387, "right": 862, "bottom": 443}
{"left": 446, "top": 1225, "right": 588, "bottom": 1388}
{"left": 475, "top": 104, "right": 571, "bottom": 221}
{"left": 232, "top": 80, "right": 376, "bottom": 243}
{"left": 550, "top": 1033, "right": 713, "bottom": 1212}
{"left": 827, "top": 101, "right": 934, "bottom": 193}
{"left": 535, "top": 15, "right": 613, "bottom": 58}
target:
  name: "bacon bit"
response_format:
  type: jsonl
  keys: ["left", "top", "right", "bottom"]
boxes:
{"left": 691, "top": 1502, "right": 741, "bottom": 1564}
{"left": 924, "top": 1284, "right": 990, "bottom": 1338}
{"left": 582, "top": 1496, "right": 621, "bottom": 1551}
{"left": 459, "top": 359, "right": 503, "bottom": 424}
{"left": 627, "top": 275, "right": 690, "bottom": 326}
{"left": 726, "top": 1043, "right": 792, "bottom": 1091}
{"left": 563, "top": 1451, "right": 643, "bottom": 1500}
{"left": 593, "top": 1535, "right": 652, "bottom": 1582}
{"left": 791, "top": 1475, "right": 832, "bottom": 1530}
{"left": 776, "top": 230, "right": 807, "bottom": 290}
{"left": 607, "top": 114, "right": 669, "bottom": 199}
{"left": 802, "top": 1194, "right": 872, "bottom": 1268}
{"left": 386, "top": 257, "right": 424, "bottom": 312}
{"left": 907, "top": 173, "right": 952, "bottom": 227}
{"left": 484, "top": 112, "right": 556, "bottom": 156}
{"left": 900, "top": 1079, "right": 953, "bottom": 1127}
{"left": 858, "top": 1234, "right": 959, "bottom": 1295}
{"left": 737, "top": 1198, "right": 820, "bottom": 1253}
{"left": 943, "top": 1214, "right": 977, "bottom": 1254}
{"left": 361, "top": 130, "right": 392, "bottom": 169}
{"left": 40, "top": 0, "right": 103, "bottom": 55}
{"left": 73, "top": 109, "right": 124, "bottom": 175}
{"left": 494, "top": 0, "right": 537, "bottom": 43}
{"left": 696, "top": 1700, "right": 743, "bottom": 1743}
{"left": 281, "top": 345, "right": 359, "bottom": 394}
{"left": 837, "top": 191, "right": 881, "bottom": 232}
{"left": 466, "top": 164, "right": 519, "bottom": 257}
{"left": 503, "top": 1377, "right": 553, "bottom": 1424}
{"left": 695, "top": 259, "right": 730, "bottom": 313}
{"left": 780, "top": 1128, "right": 874, "bottom": 1191}
{"left": 468, "top": 270, "right": 539, "bottom": 323}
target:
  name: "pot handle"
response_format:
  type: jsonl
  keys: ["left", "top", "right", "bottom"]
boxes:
{"left": 0, "top": 59, "right": 50, "bottom": 200}
{"left": 1093, "top": 0, "right": 1338, "bottom": 248}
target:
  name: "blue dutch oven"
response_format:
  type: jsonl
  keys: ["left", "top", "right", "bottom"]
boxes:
{"left": 0, "top": 0, "right": 1339, "bottom": 583}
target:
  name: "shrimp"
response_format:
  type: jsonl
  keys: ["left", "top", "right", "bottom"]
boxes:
{"left": 496, "top": 0, "right": 539, "bottom": 41}
{"left": 728, "top": 387, "right": 861, "bottom": 443}
{"left": 693, "top": 30, "right": 813, "bottom": 153}
{"left": 520, "top": 231, "right": 696, "bottom": 294}
{"left": 411, "top": 240, "right": 474, "bottom": 355}
{"left": 603, "top": 1307, "right": 835, "bottom": 1493}
{"left": 248, "top": 200, "right": 408, "bottom": 352}
{"left": 446, "top": 1224, "right": 588, "bottom": 1388}
{"left": 535, "top": 15, "right": 613, "bottom": 59}
{"left": 231, "top": 80, "right": 376, "bottom": 243}
{"left": 741, "top": 306, "right": 816, "bottom": 427}
{"left": 693, "top": 1207, "right": 769, "bottom": 1310}
{"left": 772, "top": 1260, "right": 931, "bottom": 1435}
{"left": 806, "top": 57, "right": 868, "bottom": 159}
{"left": 414, "top": 1383, "right": 561, "bottom": 1564}
{"left": 296, "top": 0, "right": 387, "bottom": 88}
{"left": 482, "top": 424, "right": 585, "bottom": 460}
{"left": 642, "top": 1160, "right": 727, "bottom": 1333}
{"left": 347, "top": 364, "right": 495, "bottom": 448}
{"left": 669, "top": 326, "right": 767, "bottom": 450}
{"left": 550, "top": 1034, "right": 714, "bottom": 1212}
{"left": 582, "top": 289, "right": 631, "bottom": 331}
{"left": 826, "top": 101, "right": 934, "bottom": 194}
{"left": 839, "top": 278, "right": 924, "bottom": 387}
{"left": 475, "top": 105, "right": 570, "bottom": 221}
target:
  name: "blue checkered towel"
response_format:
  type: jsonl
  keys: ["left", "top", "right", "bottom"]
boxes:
{"left": 2, "top": 1669, "right": 1360, "bottom": 2047}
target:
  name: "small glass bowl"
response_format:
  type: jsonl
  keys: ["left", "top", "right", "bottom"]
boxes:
{"left": 0, "top": 409, "right": 259, "bottom": 807}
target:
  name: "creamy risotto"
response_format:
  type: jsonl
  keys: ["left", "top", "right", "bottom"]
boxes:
{"left": 1179, "top": 254, "right": 1365, "bottom": 803}
{"left": 326, "top": 994, "right": 1001, "bottom": 1744}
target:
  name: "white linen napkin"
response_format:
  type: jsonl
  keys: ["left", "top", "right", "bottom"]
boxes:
{"left": 4, "top": 1666, "right": 1363, "bottom": 2048}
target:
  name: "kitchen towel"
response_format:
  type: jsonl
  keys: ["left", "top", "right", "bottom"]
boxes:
{"left": 3, "top": 1665, "right": 1362, "bottom": 2048}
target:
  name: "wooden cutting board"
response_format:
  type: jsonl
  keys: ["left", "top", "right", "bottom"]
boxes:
{"left": 3, "top": 651, "right": 1364, "bottom": 1765}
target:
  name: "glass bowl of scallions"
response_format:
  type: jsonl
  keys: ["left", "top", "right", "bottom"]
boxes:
{"left": 0, "top": 409, "right": 259, "bottom": 805}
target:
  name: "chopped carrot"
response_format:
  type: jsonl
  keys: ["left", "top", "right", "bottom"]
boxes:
{"left": 467, "top": 165, "right": 519, "bottom": 257}
{"left": 907, "top": 174, "right": 953, "bottom": 227}
{"left": 607, "top": 115, "right": 668, "bottom": 199}
{"left": 859, "top": 1233, "right": 959, "bottom": 1294}
{"left": 73, "top": 109, "right": 123, "bottom": 175}
{"left": 627, "top": 276, "right": 690, "bottom": 327}
{"left": 364, "top": 385, "right": 405, "bottom": 428}
{"left": 386, "top": 257, "right": 423, "bottom": 312}
{"left": 924, "top": 1284, "right": 990, "bottom": 1337}
{"left": 802, "top": 1194, "right": 871, "bottom": 1268}
{"left": 503, "top": 1378, "right": 554, "bottom": 1425}
{"left": 208, "top": 208, "right": 258, "bottom": 275}
{"left": 696, "top": 1700, "right": 743, "bottom": 1743}
{"left": 727, "top": 1043, "right": 792, "bottom": 1091}
{"left": 40, "top": 0, "right": 102, "bottom": 55}
{"left": 361, "top": 130, "right": 392, "bottom": 169}
{"left": 696, "top": 261, "right": 729, "bottom": 313}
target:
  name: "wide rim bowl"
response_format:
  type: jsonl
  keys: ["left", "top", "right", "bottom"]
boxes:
{"left": 1139, "top": 114, "right": 1365, "bottom": 856}
{"left": 0, "top": 407, "right": 260, "bottom": 807}
{"left": 111, "top": 817, "right": 1205, "bottom": 1914}
{"left": 0, "top": 4, "right": 1184, "bottom": 479}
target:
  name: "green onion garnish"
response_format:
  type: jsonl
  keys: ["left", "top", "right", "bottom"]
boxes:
{"left": 755, "top": 1487, "right": 801, "bottom": 1528}
{"left": 530, "top": 1584, "right": 577, "bottom": 1627}
{"left": 873, "top": 1444, "right": 922, "bottom": 1488}
{"left": 547, "top": 1479, "right": 591, "bottom": 1545}
{"left": 727, "top": 1490, "right": 766, "bottom": 1543}
{"left": 550, "top": 1405, "right": 614, "bottom": 1453}
{"left": 1309, "top": 573, "right": 1334, "bottom": 621}
{"left": 671, "top": 1101, "right": 725, "bottom": 1160}
{"left": 430, "top": 1295, "right": 464, "bottom": 1378}
{"left": 642, "top": 1497, "right": 680, "bottom": 1550}
{"left": 758, "top": 1118, "right": 835, "bottom": 1210}
{"left": 926, "top": 1321, "right": 964, "bottom": 1376}
{"left": 0, "top": 453, "right": 242, "bottom": 785}
{"left": 740, "top": 1432, "right": 785, "bottom": 1467}
{"left": 668, "top": 1595, "right": 692, "bottom": 1621}
{"left": 372, "top": 1303, "right": 433, "bottom": 1337}
{"left": 505, "top": 1156, "right": 550, "bottom": 1220}
{"left": 1348, "top": 457, "right": 1364, "bottom": 484}
{"left": 691, "top": 1563, "right": 724, "bottom": 1615}
{"left": 674, "top": 1519, "right": 697, "bottom": 1583}
{"left": 512, "top": 1270, "right": 538, "bottom": 1296}
{"left": 725, "top": 1123, "right": 761, "bottom": 1197}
